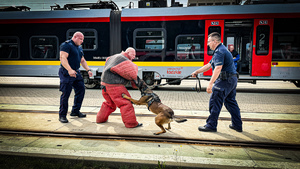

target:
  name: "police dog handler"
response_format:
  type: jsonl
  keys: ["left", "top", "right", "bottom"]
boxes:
{"left": 96, "top": 47, "right": 142, "bottom": 128}
{"left": 191, "top": 32, "right": 243, "bottom": 132}
{"left": 59, "top": 32, "right": 93, "bottom": 123}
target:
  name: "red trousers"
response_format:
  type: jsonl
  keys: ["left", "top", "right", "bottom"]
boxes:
{"left": 96, "top": 86, "right": 138, "bottom": 128}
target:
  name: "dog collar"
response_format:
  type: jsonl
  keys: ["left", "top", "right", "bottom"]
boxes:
{"left": 144, "top": 93, "right": 161, "bottom": 111}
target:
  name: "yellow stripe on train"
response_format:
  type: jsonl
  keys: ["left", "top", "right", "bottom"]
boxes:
{"left": 271, "top": 62, "right": 300, "bottom": 67}
{"left": 0, "top": 61, "right": 61, "bottom": 65}
{"left": 0, "top": 60, "right": 299, "bottom": 67}
{"left": 0, "top": 60, "right": 205, "bottom": 67}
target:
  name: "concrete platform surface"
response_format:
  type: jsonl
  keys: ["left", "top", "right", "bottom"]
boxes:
{"left": 0, "top": 104, "right": 300, "bottom": 168}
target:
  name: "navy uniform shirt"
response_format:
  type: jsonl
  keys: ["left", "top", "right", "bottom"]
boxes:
{"left": 60, "top": 40, "right": 83, "bottom": 70}
{"left": 209, "top": 43, "right": 237, "bottom": 74}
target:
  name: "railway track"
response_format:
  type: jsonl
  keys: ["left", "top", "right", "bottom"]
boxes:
{"left": 1, "top": 109, "right": 300, "bottom": 150}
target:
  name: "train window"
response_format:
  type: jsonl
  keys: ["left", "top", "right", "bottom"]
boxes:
{"left": 0, "top": 37, "right": 19, "bottom": 59}
{"left": 175, "top": 35, "right": 204, "bottom": 60}
{"left": 134, "top": 29, "right": 166, "bottom": 50}
{"left": 272, "top": 18, "right": 300, "bottom": 60}
{"left": 208, "top": 26, "right": 221, "bottom": 55}
{"left": 256, "top": 25, "right": 270, "bottom": 55}
{"left": 272, "top": 34, "right": 300, "bottom": 60}
{"left": 30, "top": 36, "right": 59, "bottom": 59}
{"left": 67, "top": 29, "right": 97, "bottom": 51}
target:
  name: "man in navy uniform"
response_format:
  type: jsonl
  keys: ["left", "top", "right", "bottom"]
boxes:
{"left": 58, "top": 32, "right": 93, "bottom": 123}
{"left": 191, "top": 32, "right": 243, "bottom": 132}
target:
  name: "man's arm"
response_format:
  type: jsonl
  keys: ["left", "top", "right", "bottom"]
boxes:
{"left": 233, "top": 54, "right": 240, "bottom": 61}
{"left": 206, "top": 65, "right": 222, "bottom": 93}
{"left": 60, "top": 51, "right": 77, "bottom": 77}
{"left": 80, "top": 57, "right": 93, "bottom": 77}
{"left": 191, "top": 63, "right": 212, "bottom": 77}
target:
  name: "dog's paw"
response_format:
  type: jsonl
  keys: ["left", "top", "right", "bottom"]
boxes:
{"left": 121, "top": 93, "right": 126, "bottom": 98}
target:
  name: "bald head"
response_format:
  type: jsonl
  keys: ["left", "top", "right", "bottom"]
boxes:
{"left": 125, "top": 47, "right": 136, "bottom": 60}
{"left": 72, "top": 32, "right": 84, "bottom": 46}
{"left": 229, "top": 45, "right": 234, "bottom": 52}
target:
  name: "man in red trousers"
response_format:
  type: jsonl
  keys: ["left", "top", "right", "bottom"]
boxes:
{"left": 96, "top": 47, "right": 142, "bottom": 128}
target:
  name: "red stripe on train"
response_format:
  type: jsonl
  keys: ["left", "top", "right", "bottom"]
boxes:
{"left": 121, "top": 13, "right": 300, "bottom": 22}
{"left": 0, "top": 17, "right": 110, "bottom": 24}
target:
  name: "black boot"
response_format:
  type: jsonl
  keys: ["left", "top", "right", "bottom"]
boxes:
{"left": 70, "top": 111, "right": 86, "bottom": 118}
{"left": 59, "top": 116, "right": 68, "bottom": 123}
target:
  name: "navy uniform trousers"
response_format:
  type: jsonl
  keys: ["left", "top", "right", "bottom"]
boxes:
{"left": 206, "top": 76, "right": 242, "bottom": 131}
{"left": 58, "top": 67, "right": 85, "bottom": 118}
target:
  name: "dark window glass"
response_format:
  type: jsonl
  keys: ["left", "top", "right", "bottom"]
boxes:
{"left": 272, "top": 34, "right": 300, "bottom": 60}
{"left": 0, "top": 37, "right": 19, "bottom": 59}
{"left": 136, "top": 31, "right": 163, "bottom": 37}
{"left": 136, "top": 38, "right": 164, "bottom": 50}
{"left": 30, "top": 36, "right": 58, "bottom": 59}
{"left": 133, "top": 29, "right": 166, "bottom": 61}
{"left": 67, "top": 29, "right": 97, "bottom": 50}
{"left": 134, "top": 30, "right": 165, "bottom": 50}
{"left": 208, "top": 26, "right": 221, "bottom": 55}
{"left": 272, "top": 18, "right": 300, "bottom": 60}
{"left": 256, "top": 25, "right": 270, "bottom": 55}
{"left": 176, "top": 35, "right": 204, "bottom": 60}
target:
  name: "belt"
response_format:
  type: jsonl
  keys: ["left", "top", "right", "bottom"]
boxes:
{"left": 229, "top": 73, "right": 238, "bottom": 78}
{"left": 60, "top": 66, "right": 79, "bottom": 72}
{"left": 219, "top": 72, "right": 239, "bottom": 80}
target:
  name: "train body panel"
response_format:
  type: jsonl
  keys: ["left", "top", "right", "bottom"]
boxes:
{"left": 0, "top": 2, "right": 300, "bottom": 87}
{"left": 121, "top": 4, "right": 300, "bottom": 21}
{"left": 0, "top": 9, "right": 111, "bottom": 82}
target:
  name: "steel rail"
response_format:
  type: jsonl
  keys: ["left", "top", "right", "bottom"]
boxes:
{"left": 0, "top": 129, "right": 299, "bottom": 150}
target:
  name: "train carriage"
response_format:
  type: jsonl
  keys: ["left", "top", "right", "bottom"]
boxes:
{"left": 0, "top": 1, "right": 299, "bottom": 87}
{"left": 120, "top": 3, "right": 300, "bottom": 86}
{"left": 0, "top": 8, "right": 113, "bottom": 88}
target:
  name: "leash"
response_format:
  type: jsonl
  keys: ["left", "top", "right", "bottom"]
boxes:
{"left": 150, "top": 75, "right": 201, "bottom": 93}
{"left": 195, "top": 76, "right": 201, "bottom": 93}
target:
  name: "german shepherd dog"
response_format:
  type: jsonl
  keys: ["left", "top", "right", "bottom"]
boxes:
{"left": 122, "top": 77, "right": 187, "bottom": 135}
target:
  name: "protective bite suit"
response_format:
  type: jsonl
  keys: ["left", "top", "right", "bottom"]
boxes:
{"left": 96, "top": 52, "right": 139, "bottom": 128}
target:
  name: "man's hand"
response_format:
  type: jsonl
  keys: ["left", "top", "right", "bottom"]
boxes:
{"left": 191, "top": 71, "right": 198, "bottom": 77}
{"left": 68, "top": 69, "right": 77, "bottom": 77}
{"left": 88, "top": 71, "right": 93, "bottom": 77}
{"left": 206, "top": 83, "right": 213, "bottom": 94}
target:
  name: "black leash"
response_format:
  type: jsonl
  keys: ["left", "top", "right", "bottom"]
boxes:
{"left": 195, "top": 76, "right": 201, "bottom": 93}
{"left": 150, "top": 75, "right": 201, "bottom": 93}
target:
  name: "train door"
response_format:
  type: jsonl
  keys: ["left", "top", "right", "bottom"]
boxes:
{"left": 203, "top": 20, "right": 224, "bottom": 76}
{"left": 224, "top": 19, "right": 253, "bottom": 75}
{"left": 251, "top": 19, "right": 274, "bottom": 76}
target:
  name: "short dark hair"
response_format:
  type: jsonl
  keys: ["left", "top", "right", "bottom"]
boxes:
{"left": 208, "top": 32, "right": 221, "bottom": 42}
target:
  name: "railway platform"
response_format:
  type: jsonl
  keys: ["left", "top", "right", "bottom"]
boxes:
{"left": 0, "top": 104, "right": 300, "bottom": 169}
